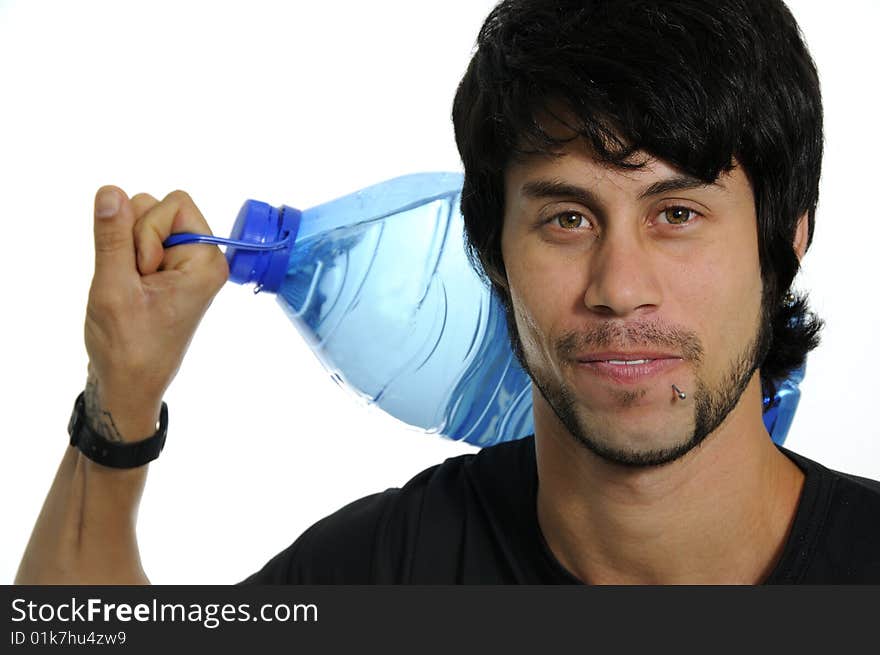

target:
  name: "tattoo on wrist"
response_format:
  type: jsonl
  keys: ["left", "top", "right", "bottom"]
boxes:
{"left": 84, "top": 375, "right": 124, "bottom": 443}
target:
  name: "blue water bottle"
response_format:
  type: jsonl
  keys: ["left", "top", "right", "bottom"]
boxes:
{"left": 762, "top": 364, "right": 805, "bottom": 447}
{"left": 163, "top": 172, "right": 802, "bottom": 446}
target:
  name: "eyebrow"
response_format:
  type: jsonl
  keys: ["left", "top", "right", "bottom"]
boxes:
{"left": 521, "top": 174, "right": 724, "bottom": 207}
{"left": 637, "top": 175, "right": 722, "bottom": 199}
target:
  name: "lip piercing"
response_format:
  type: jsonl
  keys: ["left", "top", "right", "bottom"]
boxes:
{"left": 672, "top": 384, "right": 687, "bottom": 400}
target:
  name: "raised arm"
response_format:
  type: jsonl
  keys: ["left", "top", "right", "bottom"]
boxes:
{"left": 15, "top": 186, "right": 228, "bottom": 584}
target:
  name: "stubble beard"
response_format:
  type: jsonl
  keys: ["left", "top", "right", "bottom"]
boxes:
{"left": 501, "top": 290, "right": 773, "bottom": 468}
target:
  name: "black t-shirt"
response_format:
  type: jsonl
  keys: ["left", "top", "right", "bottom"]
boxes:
{"left": 242, "top": 435, "right": 880, "bottom": 584}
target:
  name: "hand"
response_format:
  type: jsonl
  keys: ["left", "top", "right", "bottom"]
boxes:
{"left": 83, "top": 187, "right": 229, "bottom": 442}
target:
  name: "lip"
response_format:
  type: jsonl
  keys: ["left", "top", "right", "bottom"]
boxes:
{"left": 578, "top": 351, "right": 681, "bottom": 362}
{"left": 576, "top": 357, "right": 684, "bottom": 384}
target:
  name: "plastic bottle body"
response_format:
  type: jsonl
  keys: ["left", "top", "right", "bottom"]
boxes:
{"left": 274, "top": 174, "right": 535, "bottom": 447}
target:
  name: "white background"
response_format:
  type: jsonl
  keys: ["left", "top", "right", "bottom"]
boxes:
{"left": 1, "top": 1, "right": 877, "bottom": 584}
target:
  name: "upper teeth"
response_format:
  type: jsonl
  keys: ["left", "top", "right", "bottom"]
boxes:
{"left": 606, "top": 359, "right": 652, "bottom": 365}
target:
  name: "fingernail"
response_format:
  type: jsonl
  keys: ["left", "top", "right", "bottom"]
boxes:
{"left": 95, "top": 188, "right": 121, "bottom": 219}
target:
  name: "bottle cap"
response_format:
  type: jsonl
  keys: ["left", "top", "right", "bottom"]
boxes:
{"left": 226, "top": 200, "right": 300, "bottom": 293}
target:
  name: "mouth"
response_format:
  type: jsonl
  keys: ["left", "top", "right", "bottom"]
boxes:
{"left": 575, "top": 357, "right": 685, "bottom": 384}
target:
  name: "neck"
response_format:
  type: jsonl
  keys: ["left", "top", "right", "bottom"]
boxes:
{"left": 534, "top": 376, "right": 805, "bottom": 584}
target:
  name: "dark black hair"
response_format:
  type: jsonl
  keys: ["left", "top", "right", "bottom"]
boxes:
{"left": 452, "top": 0, "right": 824, "bottom": 398}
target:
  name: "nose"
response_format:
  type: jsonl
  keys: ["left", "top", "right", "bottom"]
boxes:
{"left": 583, "top": 228, "right": 662, "bottom": 317}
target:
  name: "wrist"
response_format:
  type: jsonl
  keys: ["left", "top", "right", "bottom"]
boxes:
{"left": 92, "top": 400, "right": 163, "bottom": 444}
{"left": 84, "top": 375, "right": 163, "bottom": 444}
{"left": 70, "top": 391, "right": 168, "bottom": 469}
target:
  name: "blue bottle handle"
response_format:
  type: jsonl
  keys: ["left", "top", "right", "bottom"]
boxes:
{"left": 163, "top": 233, "right": 291, "bottom": 251}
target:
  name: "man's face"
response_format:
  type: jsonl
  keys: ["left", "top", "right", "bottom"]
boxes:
{"left": 500, "top": 142, "right": 770, "bottom": 467}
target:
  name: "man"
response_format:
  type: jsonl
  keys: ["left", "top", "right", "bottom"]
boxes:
{"left": 17, "top": 0, "right": 880, "bottom": 584}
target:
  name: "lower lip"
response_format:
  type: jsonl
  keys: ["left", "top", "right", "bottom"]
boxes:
{"left": 577, "top": 358, "right": 684, "bottom": 384}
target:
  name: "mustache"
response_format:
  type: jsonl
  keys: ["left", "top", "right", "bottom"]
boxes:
{"left": 557, "top": 321, "right": 705, "bottom": 363}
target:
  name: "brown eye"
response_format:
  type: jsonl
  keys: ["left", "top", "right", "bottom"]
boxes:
{"left": 661, "top": 206, "right": 696, "bottom": 225}
{"left": 554, "top": 212, "right": 586, "bottom": 229}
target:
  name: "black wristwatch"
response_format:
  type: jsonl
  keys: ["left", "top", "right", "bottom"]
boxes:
{"left": 68, "top": 391, "right": 168, "bottom": 469}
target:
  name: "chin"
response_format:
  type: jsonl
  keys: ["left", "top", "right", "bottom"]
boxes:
{"left": 567, "top": 411, "right": 701, "bottom": 468}
{"left": 577, "top": 432, "right": 703, "bottom": 468}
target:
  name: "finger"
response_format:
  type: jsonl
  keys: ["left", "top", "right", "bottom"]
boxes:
{"left": 130, "top": 192, "right": 160, "bottom": 222}
{"left": 92, "top": 185, "right": 138, "bottom": 285}
{"left": 130, "top": 193, "right": 160, "bottom": 275}
{"left": 134, "top": 190, "right": 216, "bottom": 275}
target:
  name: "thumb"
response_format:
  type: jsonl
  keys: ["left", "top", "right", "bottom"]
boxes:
{"left": 92, "top": 185, "right": 137, "bottom": 282}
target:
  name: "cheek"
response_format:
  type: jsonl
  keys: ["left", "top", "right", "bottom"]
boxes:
{"left": 506, "top": 268, "right": 551, "bottom": 358}
{"left": 688, "top": 239, "right": 763, "bottom": 370}
{"left": 503, "top": 241, "right": 570, "bottom": 360}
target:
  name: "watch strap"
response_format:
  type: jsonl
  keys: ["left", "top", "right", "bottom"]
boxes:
{"left": 68, "top": 391, "right": 168, "bottom": 469}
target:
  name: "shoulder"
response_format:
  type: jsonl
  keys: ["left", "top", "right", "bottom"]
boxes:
{"left": 239, "top": 489, "right": 398, "bottom": 584}
{"left": 240, "top": 436, "right": 533, "bottom": 584}
{"left": 400, "top": 434, "right": 533, "bottom": 498}
{"left": 783, "top": 447, "right": 880, "bottom": 583}
{"left": 786, "top": 447, "right": 880, "bottom": 512}
{"left": 818, "top": 461, "right": 880, "bottom": 538}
